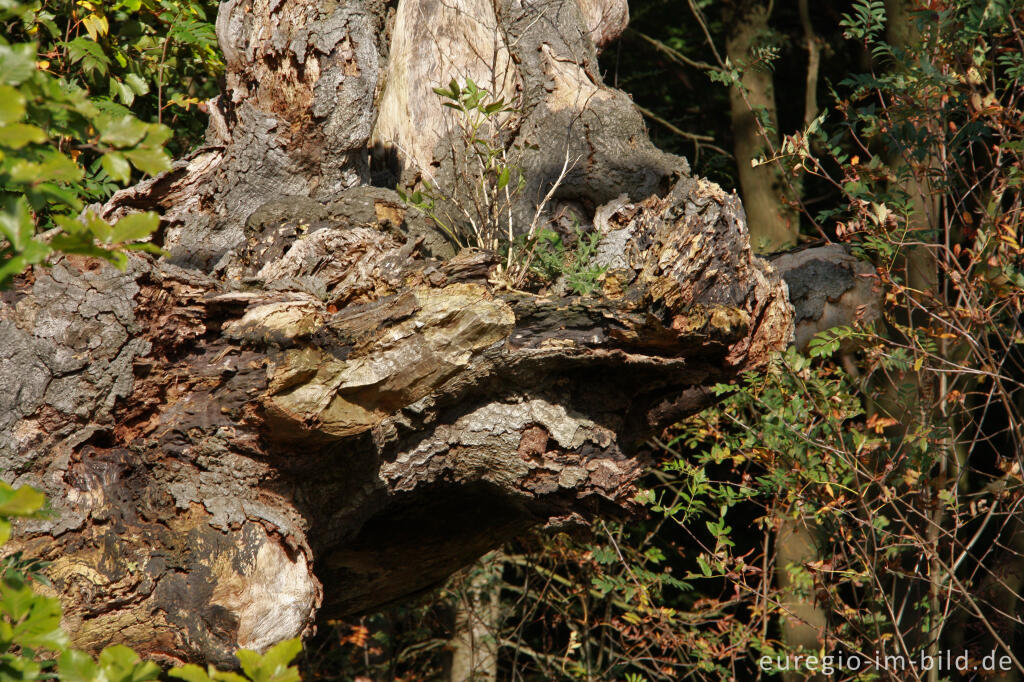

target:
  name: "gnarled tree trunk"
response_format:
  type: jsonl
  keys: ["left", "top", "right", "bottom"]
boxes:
{"left": 0, "top": 0, "right": 847, "bottom": 666}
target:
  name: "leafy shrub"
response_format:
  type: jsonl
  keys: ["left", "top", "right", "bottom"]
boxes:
{"left": 523, "top": 227, "right": 607, "bottom": 296}
{"left": 0, "top": 0, "right": 221, "bottom": 287}
{"left": 397, "top": 78, "right": 521, "bottom": 252}
{"left": 398, "top": 78, "right": 584, "bottom": 291}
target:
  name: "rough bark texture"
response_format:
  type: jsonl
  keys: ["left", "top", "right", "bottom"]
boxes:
{"left": 0, "top": 0, "right": 813, "bottom": 666}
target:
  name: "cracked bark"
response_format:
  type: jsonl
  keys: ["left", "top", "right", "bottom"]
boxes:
{"left": 0, "top": 0, "right": 877, "bottom": 666}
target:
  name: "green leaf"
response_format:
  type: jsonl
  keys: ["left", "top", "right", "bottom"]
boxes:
{"left": 124, "top": 242, "right": 165, "bottom": 255}
{"left": 101, "top": 152, "right": 132, "bottom": 184}
{"left": 97, "top": 114, "right": 148, "bottom": 147}
{"left": 65, "top": 37, "right": 111, "bottom": 77}
{"left": 142, "top": 123, "right": 172, "bottom": 147}
{"left": 31, "top": 183, "right": 83, "bottom": 211}
{"left": 124, "top": 73, "right": 149, "bottom": 96}
{"left": 98, "top": 644, "right": 162, "bottom": 681}
{"left": 0, "top": 85, "right": 26, "bottom": 124}
{"left": 110, "top": 212, "right": 158, "bottom": 243}
{"left": 0, "top": 43, "right": 37, "bottom": 85}
{"left": 123, "top": 147, "right": 171, "bottom": 176}
{"left": 0, "top": 196, "right": 34, "bottom": 249}
{"left": 110, "top": 77, "right": 135, "bottom": 106}
{"left": 48, "top": 233, "right": 117, "bottom": 263}
{"left": 59, "top": 649, "right": 99, "bottom": 682}
{"left": 2, "top": 583, "right": 69, "bottom": 650}
{"left": 235, "top": 649, "right": 263, "bottom": 680}
{"left": 0, "top": 240, "right": 51, "bottom": 287}
{"left": 52, "top": 214, "right": 88, "bottom": 236}
{"left": 82, "top": 211, "right": 114, "bottom": 243}
{"left": 236, "top": 639, "right": 302, "bottom": 682}
{"left": 0, "top": 123, "right": 47, "bottom": 149}
{"left": 808, "top": 333, "right": 840, "bottom": 359}
{"left": 483, "top": 100, "right": 505, "bottom": 114}
{"left": 170, "top": 665, "right": 213, "bottom": 682}
{"left": 9, "top": 152, "right": 82, "bottom": 184}
{"left": 259, "top": 637, "right": 303, "bottom": 673}
{"left": 0, "top": 484, "right": 46, "bottom": 517}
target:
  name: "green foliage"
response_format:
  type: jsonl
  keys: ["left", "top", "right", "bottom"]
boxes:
{"left": 806, "top": 325, "right": 864, "bottom": 359}
{"left": 399, "top": 77, "right": 597, "bottom": 292}
{"left": 58, "top": 647, "right": 161, "bottom": 682}
{"left": 22, "top": 0, "right": 222, "bottom": 151}
{"left": 432, "top": 78, "right": 513, "bottom": 119}
{"left": 0, "top": 0, "right": 222, "bottom": 287}
{"left": 0, "top": 483, "right": 66, "bottom": 678}
{"left": 840, "top": 0, "right": 888, "bottom": 43}
{"left": 397, "top": 77, "right": 522, "bottom": 255}
{"left": 523, "top": 227, "right": 607, "bottom": 296}
{"left": 170, "top": 640, "right": 302, "bottom": 682}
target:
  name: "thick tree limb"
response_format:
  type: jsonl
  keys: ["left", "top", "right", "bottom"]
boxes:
{"left": 3, "top": 173, "right": 792, "bottom": 663}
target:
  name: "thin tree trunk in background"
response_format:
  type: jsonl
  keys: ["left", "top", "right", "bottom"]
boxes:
{"left": 775, "top": 514, "right": 827, "bottom": 682}
{"left": 881, "top": 6, "right": 946, "bottom": 680}
{"left": 884, "top": 0, "right": 940, "bottom": 296}
{"left": 876, "top": 4, "right": 1024, "bottom": 680}
{"left": 723, "top": 2, "right": 824, "bottom": 674}
{"left": 798, "top": 0, "right": 821, "bottom": 127}
{"left": 724, "top": 0, "right": 799, "bottom": 254}
{"left": 448, "top": 552, "right": 503, "bottom": 682}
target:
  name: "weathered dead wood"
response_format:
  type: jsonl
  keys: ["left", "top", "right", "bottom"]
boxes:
{"left": 0, "top": 0, "right": 890, "bottom": 667}
{"left": 3, "top": 170, "right": 792, "bottom": 663}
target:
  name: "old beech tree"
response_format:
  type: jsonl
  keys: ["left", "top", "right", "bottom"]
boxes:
{"left": 0, "top": 0, "right": 871, "bottom": 665}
